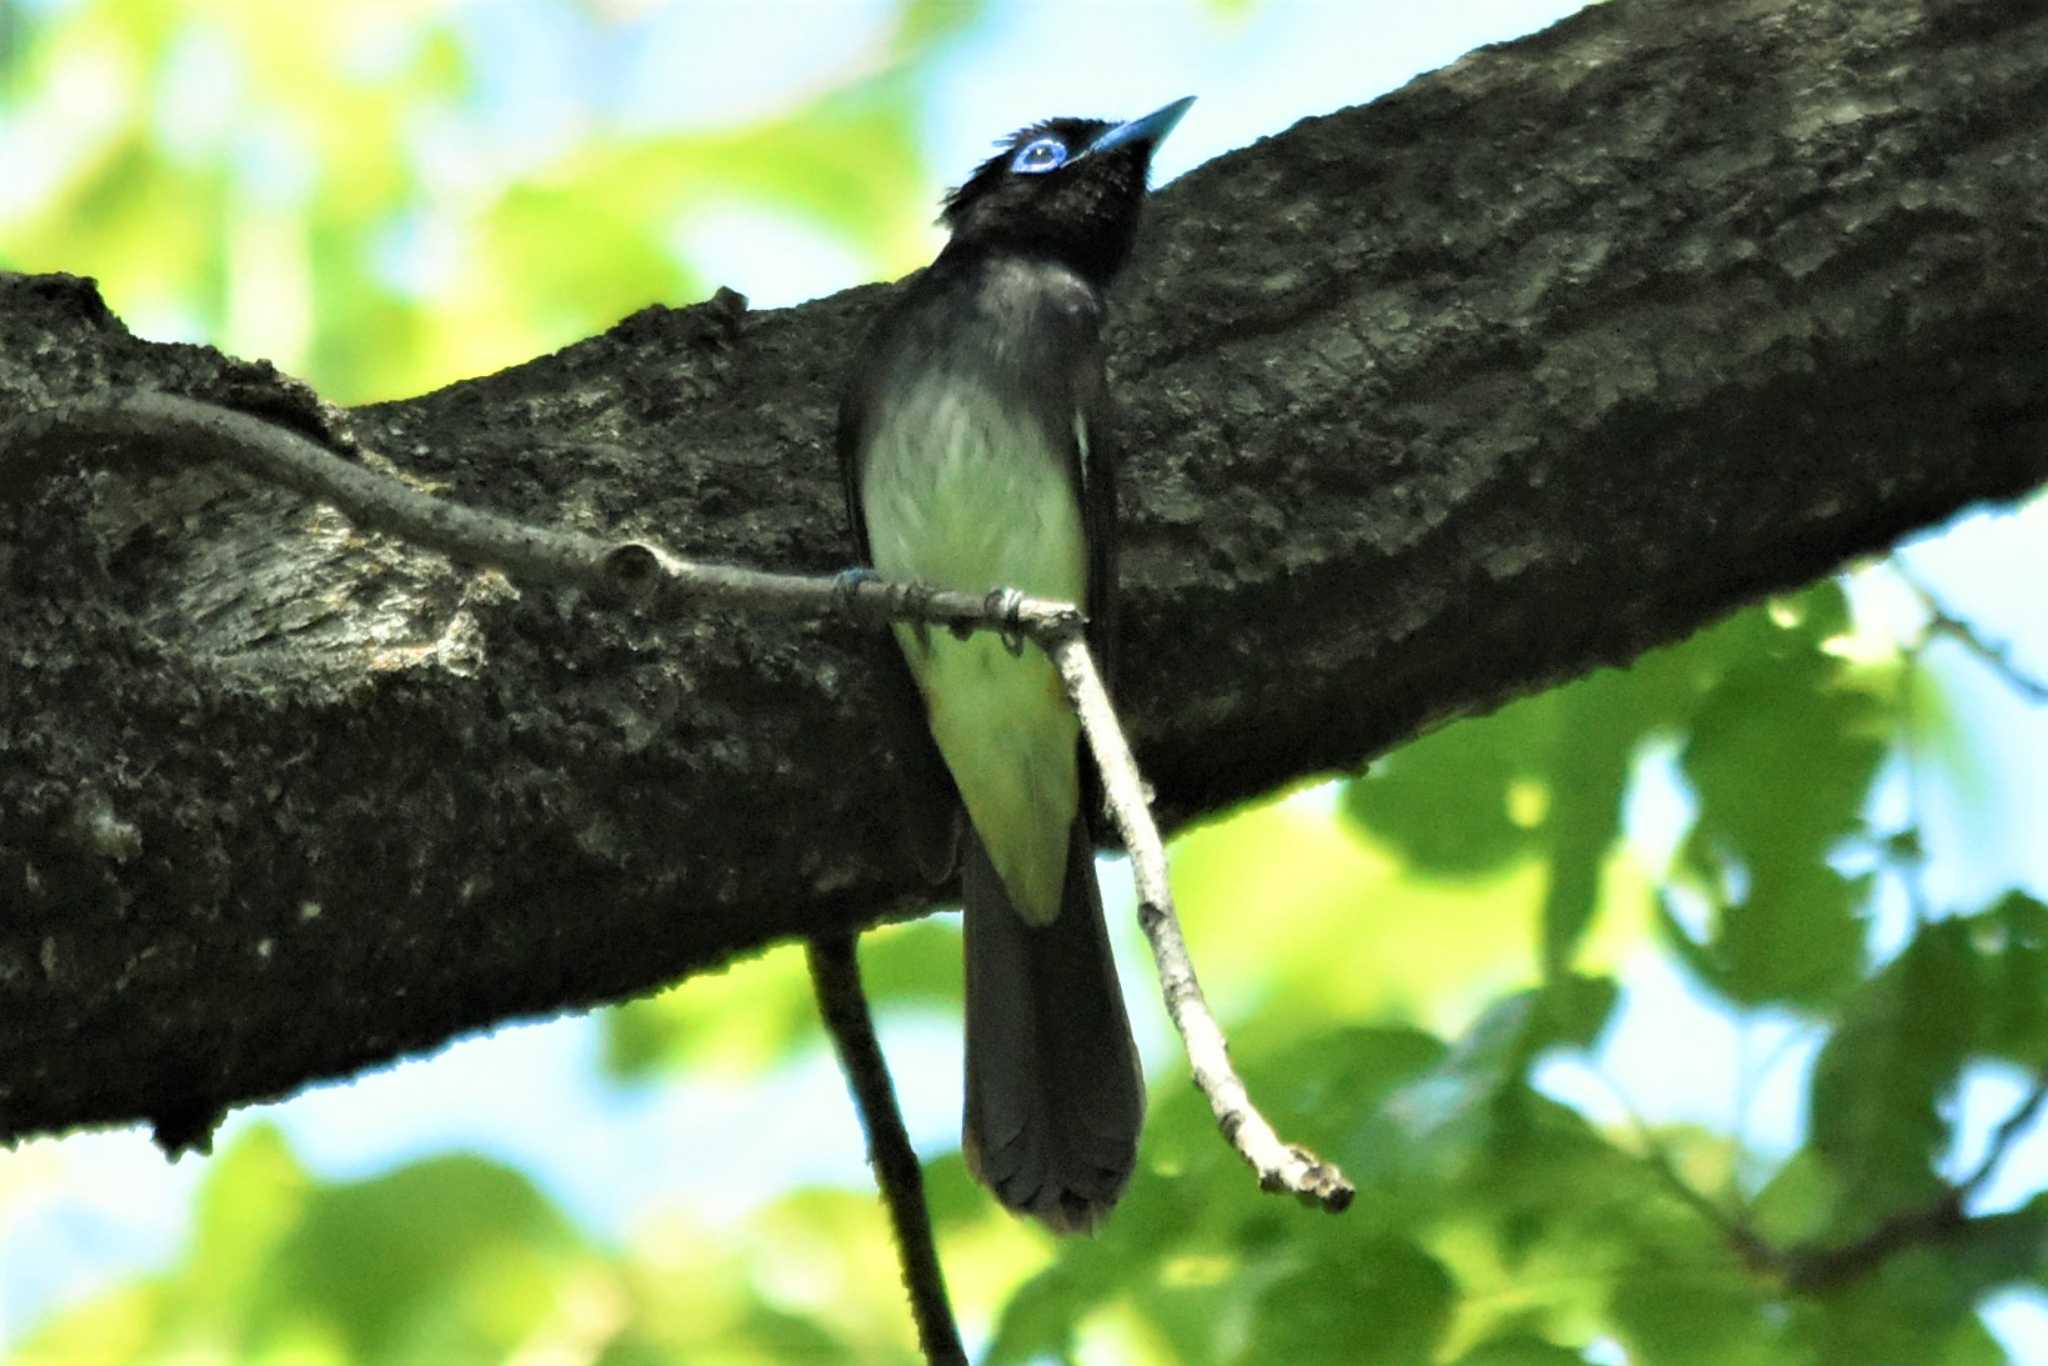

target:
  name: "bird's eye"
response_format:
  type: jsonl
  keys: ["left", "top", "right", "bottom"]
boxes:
{"left": 1009, "top": 136, "right": 1068, "bottom": 175}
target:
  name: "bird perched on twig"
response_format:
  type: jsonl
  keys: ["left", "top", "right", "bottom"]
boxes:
{"left": 839, "top": 98, "right": 1193, "bottom": 1232}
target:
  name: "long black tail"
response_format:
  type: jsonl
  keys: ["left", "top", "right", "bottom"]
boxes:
{"left": 961, "top": 816, "right": 1144, "bottom": 1232}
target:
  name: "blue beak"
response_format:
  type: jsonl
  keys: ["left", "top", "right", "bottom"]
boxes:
{"left": 1083, "top": 96, "right": 1195, "bottom": 160}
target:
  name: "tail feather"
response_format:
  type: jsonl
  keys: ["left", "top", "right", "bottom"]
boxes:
{"left": 962, "top": 817, "right": 1143, "bottom": 1232}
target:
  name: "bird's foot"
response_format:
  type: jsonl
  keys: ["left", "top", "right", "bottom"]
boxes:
{"left": 832, "top": 566, "right": 878, "bottom": 606}
{"left": 984, "top": 587, "right": 1029, "bottom": 656}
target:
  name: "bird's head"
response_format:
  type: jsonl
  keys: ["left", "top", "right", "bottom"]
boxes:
{"left": 940, "top": 97, "right": 1193, "bottom": 287}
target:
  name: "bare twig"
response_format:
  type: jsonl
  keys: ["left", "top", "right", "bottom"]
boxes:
{"left": 1959, "top": 1070, "right": 2048, "bottom": 1198}
{"left": 4, "top": 389, "right": 1348, "bottom": 1214}
{"left": 1636, "top": 1143, "right": 1772, "bottom": 1266}
{"left": 806, "top": 935, "right": 965, "bottom": 1366}
{"left": 1568, "top": 1051, "right": 1775, "bottom": 1268}
{"left": 1776, "top": 1072, "right": 2048, "bottom": 1293}
{"left": 0, "top": 391, "right": 1086, "bottom": 641}
{"left": 1780, "top": 1195, "right": 1970, "bottom": 1294}
{"left": 1564, "top": 1045, "right": 2048, "bottom": 1293}
{"left": 1045, "top": 631, "right": 1355, "bottom": 1213}
{"left": 1893, "top": 558, "right": 2048, "bottom": 705}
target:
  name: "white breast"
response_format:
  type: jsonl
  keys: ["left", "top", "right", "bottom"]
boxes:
{"left": 861, "top": 378, "right": 1086, "bottom": 604}
{"left": 860, "top": 377, "right": 1087, "bottom": 925}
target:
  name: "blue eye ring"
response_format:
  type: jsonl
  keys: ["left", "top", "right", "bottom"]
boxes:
{"left": 1010, "top": 136, "right": 1068, "bottom": 175}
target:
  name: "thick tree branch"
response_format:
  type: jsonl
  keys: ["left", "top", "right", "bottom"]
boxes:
{"left": 1, "top": 0, "right": 2045, "bottom": 1142}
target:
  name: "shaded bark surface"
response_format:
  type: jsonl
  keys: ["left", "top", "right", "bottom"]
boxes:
{"left": 2, "top": 0, "right": 2044, "bottom": 1144}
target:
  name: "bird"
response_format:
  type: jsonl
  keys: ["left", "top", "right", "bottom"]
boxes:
{"left": 838, "top": 97, "right": 1193, "bottom": 1232}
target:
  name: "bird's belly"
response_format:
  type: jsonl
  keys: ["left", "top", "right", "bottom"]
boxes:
{"left": 860, "top": 384, "right": 1086, "bottom": 604}
{"left": 860, "top": 382, "right": 1086, "bottom": 924}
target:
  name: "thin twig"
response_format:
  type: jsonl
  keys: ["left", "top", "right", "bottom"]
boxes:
{"left": 1780, "top": 1195, "right": 1969, "bottom": 1294}
{"left": 806, "top": 935, "right": 966, "bottom": 1366}
{"left": 1960, "top": 1070, "right": 2048, "bottom": 1197}
{"left": 1570, "top": 1050, "right": 1774, "bottom": 1267}
{"left": 0, "top": 392, "right": 1086, "bottom": 641}
{"left": 1778, "top": 1071, "right": 2048, "bottom": 1294}
{"left": 1045, "top": 632, "right": 1355, "bottom": 1213}
{"left": 1893, "top": 558, "right": 2048, "bottom": 704}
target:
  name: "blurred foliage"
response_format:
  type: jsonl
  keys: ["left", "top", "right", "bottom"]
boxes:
{"left": 0, "top": 0, "right": 943, "bottom": 403}
{"left": 25, "top": 569, "right": 2048, "bottom": 1362}
{"left": 603, "top": 919, "right": 962, "bottom": 1081}
{"left": 8, "top": 0, "right": 2048, "bottom": 1363}
{"left": 964, "top": 580, "right": 2048, "bottom": 1366}
{"left": 16, "top": 1124, "right": 932, "bottom": 1363}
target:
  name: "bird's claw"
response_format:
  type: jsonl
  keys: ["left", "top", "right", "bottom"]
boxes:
{"left": 832, "top": 566, "right": 878, "bottom": 609}
{"left": 986, "top": 587, "right": 1029, "bottom": 656}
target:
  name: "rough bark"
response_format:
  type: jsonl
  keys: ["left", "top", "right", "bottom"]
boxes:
{"left": 1, "top": 0, "right": 2043, "bottom": 1144}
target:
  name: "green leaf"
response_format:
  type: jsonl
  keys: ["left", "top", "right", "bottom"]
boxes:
{"left": 1676, "top": 595, "right": 1887, "bottom": 1009}
{"left": 1343, "top": 695, "right": 1547, "bottom": 876}
{"left": 1944, "top": 1194, "right": 2048, "bottom": 1299}
{"left": 1387, "top": 978, "right": 1618, "bottom": 1168}
{"left": 1450, "top": 1336, "right": 1592, "bottom": 1365}
{"left": 1171, "top": 789, "right": 1552, "bottom": 1021}
{"left": 10, "top": 1282, "right": 166, "bottom": 1364}
{"left": 601, "top": 921, "right": 960, "bottom": 1084}
{"left": 1933, "top": 1316, "right": 2026, "bottom": 1366}
{"left": 252, "top": 1152, "right": 585, "bottom": 1359}
{"left": 1808, "top": 920, "right": 1977, "bottom": 1223}
{"left": 890, "top": 0, "right": 991, "bottom": 54}
{"left": 1658, "top": 851, "right": 1874, "bottom": 1008}
{"left": 984, "top": 1237, "right": 1134, "bottom": 1365}
{"left": 1748, "top": 1149, "right": 1842, "bottom": 1249}
{"left": 1719, "top": 864, "right": 1872, "bottom": 1006}
{"left": 1238, "top": 1237, "right": 1454, "bottom": 1366}
{"left": 1538, "top": 676, "right": 1639, "bottom": 975}
{"left": 1607, "top": 1265, "right": 1781, "bottom": 1366}
{"left": 183, "top": 1125, "right": 315, "bottom": 1322}
{"left": 1264, "top": 1024, "right": 1454, "bottom": 1209}
{"left": 1971, "top": 891, "right": 2048, "bottom": 1066}
{"left": 846, "top": 918, "right": 963, "bottom": 1009}
{"left": 1345, "top": 588, "right": 1869, "bottom": 987}
{"left": 1070, "top": 1026, "right": 1452, "bottom": 1364}
{"left": 920, "top": 1149, "right": 993, "bottom": 1233}
{"left": 1789, "top": 1243, "right": 2013, "bottom": 1365}
{"left": 1653, "top": 889, "right": 1737, "bottom": 999}
{"left": 600, "top": 941, "right": 821, "bottom": 1081}
{"left": 27, "top": 1129, "right": 601, "bottom": 1362}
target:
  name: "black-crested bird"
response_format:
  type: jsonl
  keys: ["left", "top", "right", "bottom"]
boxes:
{"left": 838, "top": 98, "right": 1192, "bottom": 1232}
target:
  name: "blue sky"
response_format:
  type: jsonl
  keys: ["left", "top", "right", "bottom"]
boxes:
{"left": 4, "top": 0, "right": 2045, "bottom": 1356}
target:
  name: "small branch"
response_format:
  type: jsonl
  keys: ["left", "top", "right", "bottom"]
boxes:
{"left": 1580, "top": 1049, "right": 2048, "bottom": 1293}
{"left": 806, "top": 935, "right": 966, "bottom": 1366}
{"left": 0, "top": 392, "right": 1086, "bottom": 641}
{"left": 1641, "top": 1145, "right": 1786, "bottom": 1278}
{"left": 1574, "top": 1056, "right": 1775, "bottom": 1269}
{"left": 1960, "top": 1070, "right": 2048, "bottom": 1198}
{"left": 1779, "top": 1194, "right": 1970, "bottom": 1295}
{"left": 1774, "top": 1072, "right": 2048, "bottom": 1294}
{"left": 1894, "top": 559, "right": 2048, "bottom": 705}
{"left": 1044, "top": 631, "right": 1355, "bottom": 1214}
